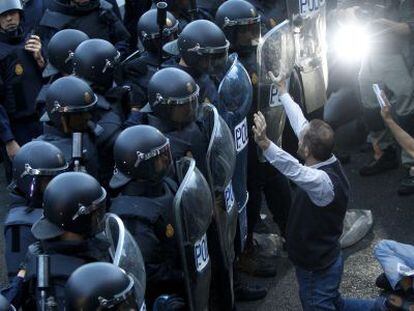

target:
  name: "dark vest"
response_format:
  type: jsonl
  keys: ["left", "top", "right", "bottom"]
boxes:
{"left": 286, "top": 159, "right": 349, "bottom": 271}
{"left": 4, "top": 207, "right": 42, "bottom": 278}
{"left": 39, "top": 0, "right": 128, "bottom": 45}
{"left": 0, "top": 37, "right": 43, "bottom": 120}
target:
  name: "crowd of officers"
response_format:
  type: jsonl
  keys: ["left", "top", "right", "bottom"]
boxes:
{"left": 2, "top": 0, "right": 414, "bottom": 308}
{"left": 0, "top": 0, "right": 303, "bottom": 309}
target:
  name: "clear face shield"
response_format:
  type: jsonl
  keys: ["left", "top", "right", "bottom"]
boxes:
{"left": 72, "top": 187, "right": 107, "bottom": 236}
{"left": 188, "top": 41, "right": 230, "bottom": 75}
{"left": 17, "top": 162, "right": 69, "bottom": 208}
{"left": 153, "top": 85, "right": 201, "bottom": 126}
{"left": 134, "top": 139, "right": 173, "bottom": 184}
{"left": 222, "top": 16, "right": 261, "bottom": 50}
{"left": 97, "top": 273, "right": 145, "bottom": 311}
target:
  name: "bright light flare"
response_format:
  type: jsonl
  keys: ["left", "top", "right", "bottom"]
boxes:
{"left": 333, "top": 24, "right": 370, "bottom": 63}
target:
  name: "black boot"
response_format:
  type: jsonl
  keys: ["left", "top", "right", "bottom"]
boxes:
{"left": 359, "top": 146, "right": 399, "bottom": 176}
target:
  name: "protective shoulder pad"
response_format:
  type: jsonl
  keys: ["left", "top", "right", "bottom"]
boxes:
{"left": 39, "top": 9, "right": 74, "bottom": 30}
{"left": 110, "top": 195, "right": 162, "bottom": 224}
{"left": 5, "top": 207, "right": 43, "bottom": 226}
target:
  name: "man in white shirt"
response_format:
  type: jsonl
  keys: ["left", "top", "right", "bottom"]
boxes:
{"left": 252, "top": 74, "right": 384, "bottom": 310}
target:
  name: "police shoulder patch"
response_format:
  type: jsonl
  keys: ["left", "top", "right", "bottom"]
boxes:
{"left": 15, "top": 63, "right": 24, "bottom": 75}
{"left": 166, "top": 224, "right": 175, "bottom": 238}
{"left": 251, "top": 72, "right": 258, "bottom": 86}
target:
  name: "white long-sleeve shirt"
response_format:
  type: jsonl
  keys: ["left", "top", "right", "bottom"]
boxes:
{"left": 263, "top": 93, "right": 335, "bottom": 207}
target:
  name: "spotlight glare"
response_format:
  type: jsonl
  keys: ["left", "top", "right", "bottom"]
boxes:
{"left": 333, "top": 24, "right": 370, "bottom": 62}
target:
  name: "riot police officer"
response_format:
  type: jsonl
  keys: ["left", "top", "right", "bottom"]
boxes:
{"left": 37, "top": 76, "right": 100, "bottom": 178}
{"left": 163, "top": 19, "right": 229, "bottom": 105}
{"left": 65, "top": 262, "right": 146, "bottom": 311}
{"left": 37, "top": 0, "right": 130, "bottom": 56}
{"left": 109, "top": 125, "right": 184, "bottom": 306}
{"left": 0, "top": 0, "right": 45, "bottom": 182}
{"left": 139, "top": 67, "right": 209, "bottom": 175}
{"left": 120, "top": 8, "right": 179, "bottom": 111}
{"left": 36, "top": 29, "right": 90, "bottom": 114}
{"left": 2, "top": 171, "right": 109, "bottom": 310}
{"left": 43, "top": 29, "right": 89, "bottom": 80}
{"left": 216, "top": 0, "right": 296, "bottom": 279}
{"left": 73, "top": 38, "right": 139, "bottom": 121}
{"left": 4, "top": 141, "right": 68, "bottom": 280}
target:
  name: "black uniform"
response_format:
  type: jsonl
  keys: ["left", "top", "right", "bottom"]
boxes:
{"left": 0, "top": 32, "right": 44, "bottom": 181}
{"left": 38, "top": 0, "right": 130, "bottom": 56}
{"left": 22, "top": 0, "right": 49, "bottom": 34}
{"left": 4, "top": 195, "right": 42, "bottom": 280}
{"left": 110, "top": 179, "right": 184, "bottom": 305}
{"left": 146, "top": 113, "right": 209, "bottom": 177}
{"left": 121, "top": 51, "right": 158, "bottom": 109}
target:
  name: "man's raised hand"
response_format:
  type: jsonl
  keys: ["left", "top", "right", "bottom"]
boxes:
{"left": 252, "top": 111, "right": 271, "bottom": 150}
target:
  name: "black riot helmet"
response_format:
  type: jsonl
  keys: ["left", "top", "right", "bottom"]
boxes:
{"left": 164, "top": 19, "right": 229, "bottom": 75}
{"left": 44, "top": 29, "right": 90, "bottom": 78}
{"left": 11, "top": 141, "right": 68, "bottom": 206}
{"left": 0, "top": 0, "right": 24, "bottom": 42}
{"left": 72, "top": 39, "right": 120, "bottom": 89}
{"left": 215, "top": 0, "right": 261, "bottom": 51}
{"left": 138, "top": 8, "right": 179, "bottom": 54}
{"left": 43, "top": 76, "right": 98, "bottom": 132}
{"left": 31, "top": 172, "right": 107, "bottom": 240}
{"left": 110, "top": 125, "right": 172, "bottom": 188}
{"left": 65, "top": 263, "right": 143, "bottom": 311}
{"left": 147, "top": 67, "right": 200, "bottom": 127}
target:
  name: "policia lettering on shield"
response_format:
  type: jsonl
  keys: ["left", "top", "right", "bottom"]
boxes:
{"left": 252, "top": 73, "right": 384, "bottom": 310}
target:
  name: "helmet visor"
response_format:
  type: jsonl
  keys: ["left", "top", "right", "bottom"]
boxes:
{"left": 225, "top": 21, "right": 261, "bottom": 49}
{"left": 136, "top": 141, "right": 172, "bottom": 184}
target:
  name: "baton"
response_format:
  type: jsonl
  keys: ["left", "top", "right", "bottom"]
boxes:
{"left": 157, "top": 2, "right": 168, "bottom": 67}
{"left": 72, "top": 132, "right": 83, "bottom": 172}
{"left": 37, "top": 255, "right": 50, "bottom": 311}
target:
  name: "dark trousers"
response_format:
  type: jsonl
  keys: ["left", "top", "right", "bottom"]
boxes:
{"left": 295, "top": 254, "right": 385, "bottom": 311}
{"left": 246, "top": 144, "right": 292, "bottom": 238}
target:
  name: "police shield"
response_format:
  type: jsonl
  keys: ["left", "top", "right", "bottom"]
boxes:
{"left": 202, "top": 103, "right": 237, "bottom": 309}
{"left": 217, "top": 53, "right": 252, "bottom": 253}
{"left": 174, "top": 157, "right": 213, "bottom": 311}
{"left": 257, "top": 19, "right": 295, "bottom": 145}
{"left": 104, "top": 213, "right": 146, "bottom": 310}
{"left": 287, "top": 0, "right": 328, "bottom": 113}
